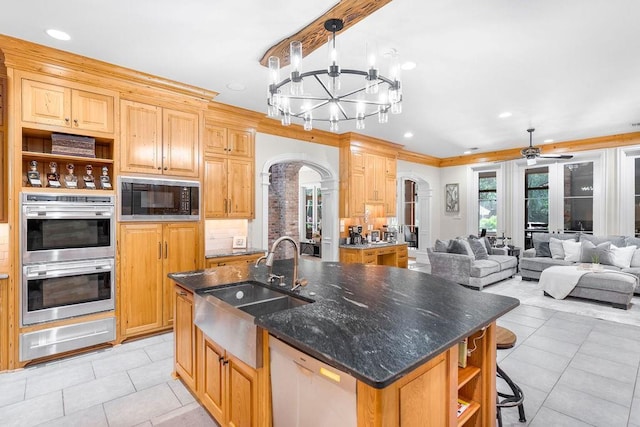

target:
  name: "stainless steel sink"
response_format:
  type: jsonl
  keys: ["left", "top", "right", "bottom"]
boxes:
{"left": 194, "top": 281, "right": 311, "bottom": 368}
{"left": 201, "top": 280, "right": 290, "bottom": 306}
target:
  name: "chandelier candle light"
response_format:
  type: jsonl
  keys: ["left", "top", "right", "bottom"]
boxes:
{"left": 267, "top": 18, "right": 402, "bottom": 132}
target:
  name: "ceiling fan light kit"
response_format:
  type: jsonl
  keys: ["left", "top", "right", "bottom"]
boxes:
{"left": 521, "top": 128, "right": 573, "bottom": 165}
{"left": 267, "top": 18, "right": 403, "bottom": 132}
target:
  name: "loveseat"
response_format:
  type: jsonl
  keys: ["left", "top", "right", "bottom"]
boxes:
{"left": 520, "top": 233, "right": 640, "bottom": 295}
{"left": 428, "top": 236, "right": 518, "bottom": 290}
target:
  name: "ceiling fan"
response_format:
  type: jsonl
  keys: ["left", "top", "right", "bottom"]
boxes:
{"left": 521, "top": 128, "right": 573, "bottom": 165}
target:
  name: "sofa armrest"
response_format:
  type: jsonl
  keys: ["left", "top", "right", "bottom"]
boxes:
{"left": 427, "top": 249, "right": 472, "bottom": 285}
{"left": 490, "top": 247, "right": 508, "bottom": 255}
{"left": 522, "top": 248, "right": 537, "bottom": 258}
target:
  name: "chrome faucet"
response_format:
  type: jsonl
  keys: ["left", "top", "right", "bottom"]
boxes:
{"left": 255, "top": 236, "right": 307, "bottom": 291}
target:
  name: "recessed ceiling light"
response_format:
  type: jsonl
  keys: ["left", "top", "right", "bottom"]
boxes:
{"left": 632, "top": 122, "right": 640, "bottom": 127}
{"left": 401, "top": 61, "right": 416, "bottom": 71}
{"left": 543, "top": 139, "right": 554, "bottom": 143}
{"left": 45, "top": 29, "right": 71, "bottom": 41}
{"left": 226, "top": 82, "right": 246, "bottom": 91}
{"left": 403, "top": 131, "right": 414, "bottom": 138}
{"left": 498, "top": 112, "right": 512, "bottom": 119}
{"left": 463, "top": 147, "right": 478, "bottom": 155}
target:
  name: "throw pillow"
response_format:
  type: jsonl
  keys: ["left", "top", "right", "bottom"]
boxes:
{"left": 631, "top": 248, "right": 640, "bottom": 268}
{"left": 562, "top": 240, "right": 582, "bottom": 262}
{"left": 482, "top": 237, "right": 493, "bottom": 255}
{"left": 579, "top": 234, "right": 625, "bottom": 248}
{"left": 434, "top": 239, "right": 450, "bottom": 253}
{"left": 447, "top": 238, "right": 474, "bottom": 258}
{"left": 549, "top": 237, "right": 565, "bottom": 260}
{"left": 625, "top": 236, "right": 640, "bottom": 248}
{"left": 610, "top": 245, "right": 637, "bottom": 269}
{"left": 468, "top": 237, "right": 489, "bottom": 260}
{"left": 532, "top": 233, "right": 551, "bottom": 257}
{"left": 579, "top": 240, "right": 614, "bottom": 265}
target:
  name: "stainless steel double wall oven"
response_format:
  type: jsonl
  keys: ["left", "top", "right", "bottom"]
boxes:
{"left": 20, "top": 193, "right": 116, "bottom": 361}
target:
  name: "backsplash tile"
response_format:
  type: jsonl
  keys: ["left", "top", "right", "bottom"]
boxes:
{"left": 205, "top": 220, "right": 248, "bottom": 250}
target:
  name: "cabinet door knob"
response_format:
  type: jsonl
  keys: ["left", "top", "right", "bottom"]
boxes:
{"left": 64, "top": 118, "right": 70, "bottom": 123}
{"left": 157, "top": 167, "right": 162, "bottom": 170}
{"left": 73, "top": 119, "right": 78, "bottom": 126}
{"left": 163, "top": 167, "right": 168, "bottom": 170}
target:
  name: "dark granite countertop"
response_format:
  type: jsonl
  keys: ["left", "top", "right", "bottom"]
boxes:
{"left": 339, "top": 242, "right": 407, "bottom": 249}
{"left": 169, "top": 259, "right": 518, "bottom": 388}
{"left": 204, "top": 248, "right": 266, "bottom": 259}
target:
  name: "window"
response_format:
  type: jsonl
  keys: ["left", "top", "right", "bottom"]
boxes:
{"left": 524, "top": 167, "right": 549, "bottom": 248}
{"left": 563, "top": 162, "right": 593, "bottom": 233}
{"left": 303, "top": 185, "right": 321, "bottom": 240}
{"left": 478, "top": 172, "right": 497, "bottom": 234}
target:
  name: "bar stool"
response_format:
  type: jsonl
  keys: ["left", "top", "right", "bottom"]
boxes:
{"left": 496, "top": 326, "right": 526, "bottom": 426}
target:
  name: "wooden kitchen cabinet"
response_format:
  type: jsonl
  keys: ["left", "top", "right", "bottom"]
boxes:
{"left": 203, "top": 120, "right": 254, "bottom": 219}
{"left": 119, "top": 222, "right": 199, "bottom": 338}
{"left": 339, "top": 137, "right": 398, "bottom": 218}
{"left": 339, "top": 244, "right": 408, "bottom": 268}
{"left": 21, "top": 78, "right": 114, "bottom": 134}
{"left": 120, "top": 99, "right": 199, "bottom": 177}
{"left": 199, "top": 333, "right": 258, "bottom": 427}
{"left": 174, "top": 284, "right": 197, "bottom": 391}
{"left": 365, "top": 153, "right": 386, "bottom": 203}
{"left": 385, "top": 157, "right": 397, "bottom": 216}
{"left": 203, "top": 122, "right": 253, "bottom": 158}
{"left": 205, "top": 253, "right": 264, "bottom": 269}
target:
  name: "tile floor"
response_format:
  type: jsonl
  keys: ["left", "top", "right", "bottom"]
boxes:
{"left": 2, "top": 273, "right": 640, "bottom": 426}
{"left": 0, "top": 333, "right": 218, "bottom": 427}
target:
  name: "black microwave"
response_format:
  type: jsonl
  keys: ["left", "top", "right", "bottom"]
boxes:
{"left": 119, "top": 176, "right": 200, "bottom": 221}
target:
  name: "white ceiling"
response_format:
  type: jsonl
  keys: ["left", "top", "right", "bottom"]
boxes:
{"left": 2, "top": 0, "right": 640, "bottom": 158}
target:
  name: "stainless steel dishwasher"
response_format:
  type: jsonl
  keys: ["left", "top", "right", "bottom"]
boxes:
{"left": 269, "top": 336, "right": 357, "bottom": 427}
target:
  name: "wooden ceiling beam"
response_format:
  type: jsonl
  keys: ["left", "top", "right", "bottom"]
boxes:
{"left": 259, "top": 0, "right": 392, "bottom": 67}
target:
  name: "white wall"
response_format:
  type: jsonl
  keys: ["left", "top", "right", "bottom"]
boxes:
{"left": 251, "top": 133, "right": 340, "bottom": 259}
{"left": 438, "top": 165, "right": 468, "bottom": 240}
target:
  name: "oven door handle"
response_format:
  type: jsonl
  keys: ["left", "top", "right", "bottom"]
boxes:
{"left": 25, "top": 264, "right": 113, "bottom": 279}
{"left": 24, "top": 208, "right": 113, "bottom": 218}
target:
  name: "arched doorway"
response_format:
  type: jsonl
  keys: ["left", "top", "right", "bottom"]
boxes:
{"left": 258, "top": 154, "right": 339, "bottom": 261}
{"left": 397, "top": 173, "right": 432, "bottom": 262}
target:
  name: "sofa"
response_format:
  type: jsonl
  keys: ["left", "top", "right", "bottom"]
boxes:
{"left": 520, "top": 233, "right": 640, "bottom": 291}
{"left": 428, "top": 236, "right": 518, "bottom": 290}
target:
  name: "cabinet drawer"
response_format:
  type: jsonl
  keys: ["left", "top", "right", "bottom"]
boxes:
{"left": 377, "top": 248, "right": 395, "bottom": 255}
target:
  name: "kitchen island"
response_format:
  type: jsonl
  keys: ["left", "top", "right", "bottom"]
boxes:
{"left": 170, "top": 259, "right": 519, "bottom": 426}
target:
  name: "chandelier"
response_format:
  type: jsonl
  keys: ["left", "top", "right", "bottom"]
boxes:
{"left": 267, "top": 18, "right": 403, "bottom": 132}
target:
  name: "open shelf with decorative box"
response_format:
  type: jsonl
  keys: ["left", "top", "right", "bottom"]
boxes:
{"left": 21, "top": 128, "right": 114, "bottom": 191}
